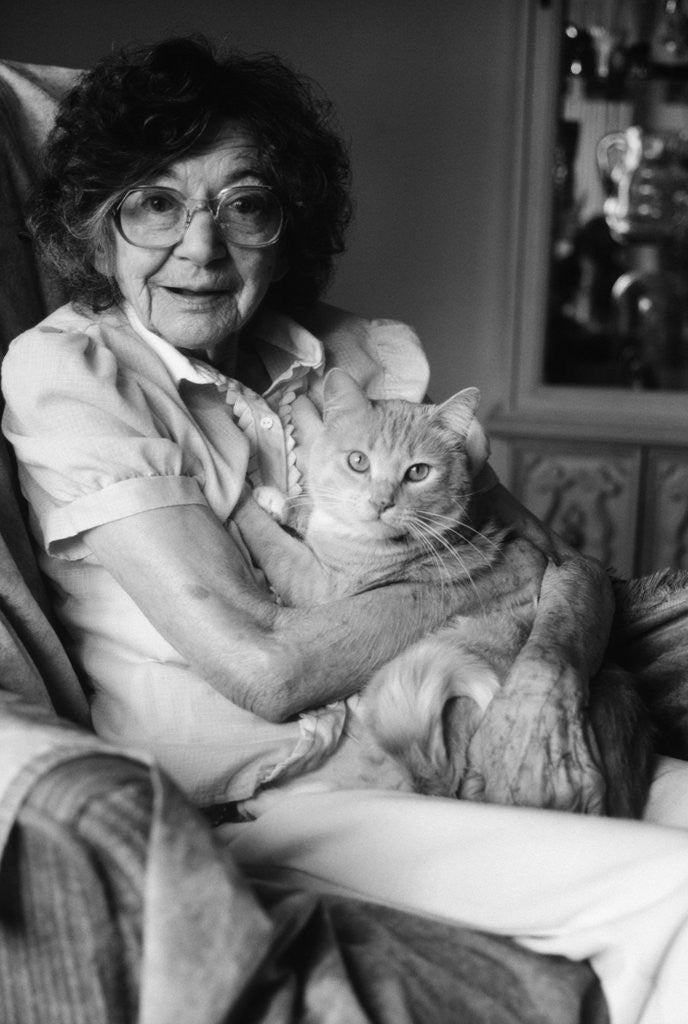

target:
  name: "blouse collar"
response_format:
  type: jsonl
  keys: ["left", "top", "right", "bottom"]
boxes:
{"left": 123, "top": 302, "right": 324, "bottom": 393}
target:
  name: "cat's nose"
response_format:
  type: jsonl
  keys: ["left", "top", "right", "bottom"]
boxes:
{"left": 369, "top": 496, "right": 394, "bottom": 514}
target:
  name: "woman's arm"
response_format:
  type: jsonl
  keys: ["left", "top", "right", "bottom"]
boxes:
{"left": 467, "top": 474, "right": 614, "bottom": 809}
{"left": 462, "top": 542, "right": 613, "bottom": 813}
{"left": 84, "top": 501, "right": 532, "bottom": 723}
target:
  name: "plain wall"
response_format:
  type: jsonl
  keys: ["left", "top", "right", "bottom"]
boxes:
{"left": 2, "top": 0, "right": 523, "bottom": 443}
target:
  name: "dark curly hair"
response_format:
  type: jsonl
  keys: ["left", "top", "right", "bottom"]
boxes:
{"left": 30, "top": 36, "right": 353, "bottom": 313}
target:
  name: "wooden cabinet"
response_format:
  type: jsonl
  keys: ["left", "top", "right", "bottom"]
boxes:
{"left": 509, "top": 439, "right": 641, "bottom": 576}
{"left": 494, "top": 420, "right": 688, "bottom": 577}
{"left": 487, "top": 0, "right": 688, "bottom": 577}
{"left": 642, "top": 448, "right": 688, "bottom": 571}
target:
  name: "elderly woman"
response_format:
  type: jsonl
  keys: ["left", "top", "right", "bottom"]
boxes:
{"left": 4, "top": 37, "right": 688, "bottom": 1022}
{"left": 1, "top": 35, "right": 607, "bottom": 810}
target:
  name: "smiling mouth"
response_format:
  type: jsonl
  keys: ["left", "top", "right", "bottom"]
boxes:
{"left": 166, "top": 286, "right": 226, "bottom": 297}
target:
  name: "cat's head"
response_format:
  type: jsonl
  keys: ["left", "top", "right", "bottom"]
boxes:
{"left": 306, "top": 369, "right": 489, "bottom": 542}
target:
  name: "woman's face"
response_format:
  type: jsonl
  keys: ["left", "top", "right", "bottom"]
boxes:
{"left": 107, "top": 126, "right": 284, "bottom": 362}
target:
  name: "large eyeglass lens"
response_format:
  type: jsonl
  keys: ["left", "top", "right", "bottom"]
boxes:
{"left": 118, "top": 189, "right": 186, "bottom": 246}
{"left": 116, "top": 186, "right": 283, "bottom": 248}
{"left": 216, "top": 188, "right": 283, "bottom": 246}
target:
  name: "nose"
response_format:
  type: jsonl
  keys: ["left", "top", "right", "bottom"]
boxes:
{"left": 174, "top": 207, "right": 228, "bottom": 264}
{"left": 369, "top": 489, "right": 395, "bottom": 515}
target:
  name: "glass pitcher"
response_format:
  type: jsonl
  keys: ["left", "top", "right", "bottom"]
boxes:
{"left": 596, "top": 126, "right": 688, "bottom": 243}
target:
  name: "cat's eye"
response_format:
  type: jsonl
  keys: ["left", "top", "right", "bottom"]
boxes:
{"left": 347, "top": 451, "right": 370, "bottom": 472}
{"left": 405, "top": 463, "right": 430, "bottom": 482}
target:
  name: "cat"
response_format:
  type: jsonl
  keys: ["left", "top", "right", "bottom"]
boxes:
{"left": 234, "top": 368, "right": 655, "bottom": 817}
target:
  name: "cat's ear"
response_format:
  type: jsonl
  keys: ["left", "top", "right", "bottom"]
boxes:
{"left": 434, "top": 387, "right": 490, "bottom": 474}
{"left": 322, "top": 368, "right": 372, "bottom": 423}
{"left": 434, "top": 386, "right": 481, "bottom": 434}
{"left": 465, "top": 417, "right": 490, "bottom": 475}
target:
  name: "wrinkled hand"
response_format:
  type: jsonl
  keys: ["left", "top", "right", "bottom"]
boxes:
{"left": 458, "top": 546, "right": 613, "bottom": 814}
{"left": 460, "top": 651, "right": 606, "bottom": 814}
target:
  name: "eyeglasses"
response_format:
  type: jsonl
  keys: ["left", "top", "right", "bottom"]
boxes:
{"left": 112, "top": 184, "right": 284, "bottom": 250}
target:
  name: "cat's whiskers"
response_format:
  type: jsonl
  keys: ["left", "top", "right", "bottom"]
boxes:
{"left": 406, "top": 518, "right": 491, "bottom": 614}
{"left": 285, "top": 492, "right": 311, "bottom": 508}
{"left": 413, "top": 509, "right": 501, "bottom": 566}
{"left": 413, "top": 503, "right": 502, "bottom": 546}
{"left": 308, "top": 486, "right": 361, "bottom": 522}
{"left": 405, "top": 521, "right": 454, "bottom": 587}
{"left": 450, "top": 518, "right": 504, "bottom": 552}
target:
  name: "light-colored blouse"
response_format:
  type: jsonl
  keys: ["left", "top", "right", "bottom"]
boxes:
{"left": 2, "top": 300, "right": 430, "bottom": 804}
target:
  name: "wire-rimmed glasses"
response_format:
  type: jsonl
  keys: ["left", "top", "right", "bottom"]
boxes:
{"left": 112, "top": 184, "right": 284, "bottom": 250}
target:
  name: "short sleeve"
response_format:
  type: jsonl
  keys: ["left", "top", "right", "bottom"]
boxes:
{"left": 363, "top": 319, "right": 431, "bottom": 402}
{"left": 2, "top": 326, "right": 207, "bottom": 558}
{"left": 302, "top": 304, "right": 431, "bottom": 404}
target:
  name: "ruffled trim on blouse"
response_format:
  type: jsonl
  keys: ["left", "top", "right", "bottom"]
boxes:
{"left": 225, "top": 385, "right": 260, "bottom": 485}
{"left": 276, "top": 382, "right": 308, "bottom": 498}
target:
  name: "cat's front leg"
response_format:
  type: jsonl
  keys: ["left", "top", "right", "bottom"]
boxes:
{"left": 253, "top": 485, "right": 289, "bottom": 525}
{"left": 232, "top": 491, "right": 339, "bottom": 606}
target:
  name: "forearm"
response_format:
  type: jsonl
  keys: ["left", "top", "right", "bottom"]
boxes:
{"left": 516, "top": 548, "right": 614, "bottom": 691}
{"left": 158, "top": 574, "right": 477, "bottom": 721}
{"left": 268, "top": 581, "right": 442, "bottom": 716}
{"left": 464, "top": 547, "right": 613, "bottom": 813}
{"left": 475, "top": 475, "right": 615, "bottom": 689}
{"left": 84, "top": 502, "right": 574, "bottom": 726}
{"left": 246, "top": 536, "right": 551, "bottom": 719}
{"left": 83, "top": 504, "right": 466, "bottom": 723}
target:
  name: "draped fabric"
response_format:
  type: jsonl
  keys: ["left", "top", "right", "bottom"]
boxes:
{"left": 0, "top": 698, "right": 605, "bottom": 1024}
{"left": 0, "top": 59, "right": 87, "bottom": 724}
{"left": 0, "top": 59, "right": 77, "bottom": 345}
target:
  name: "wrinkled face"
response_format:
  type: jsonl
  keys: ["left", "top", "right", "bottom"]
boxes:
{"left": 105, "top": 124, "right": 284, "bottom": 362}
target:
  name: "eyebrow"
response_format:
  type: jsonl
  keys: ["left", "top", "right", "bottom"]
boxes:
{"left": 223, "top": 166, "right": 269, "bottom": 185}
{"left": 149, "top": 165, "right": 269, "bottom": 193}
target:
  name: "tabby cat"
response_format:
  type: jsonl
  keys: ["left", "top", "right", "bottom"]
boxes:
{"left": 235, "top": 368, "right": 654, "bottom": 817}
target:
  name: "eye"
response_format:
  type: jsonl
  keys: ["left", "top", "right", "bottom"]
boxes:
{"left": 141, "top": 191, "right": 179, "bottom": 215}
{"left": 215, "top": 187, "right": 283, "bottom": 246}
{"left": 126, "top": 189, "right": 183, "bottom": 217}
{"left": 405, "top": 463, "right": 430, "bottom": 482}
{"left": 119, "top": 188, "right": 184, "bottom": 228}
{"left": 347, "top": 451, "right": 370, "bottom": 473}
{"left": 218, "top": 187, "right": 275, "bottom": 225}
{"left": 228, "top": 193, "right": 266, "bottom": 216}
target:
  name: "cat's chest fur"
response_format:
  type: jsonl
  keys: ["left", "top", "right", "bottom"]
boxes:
{"left": 302, "top": 506, "right": 508, "bottom": 595}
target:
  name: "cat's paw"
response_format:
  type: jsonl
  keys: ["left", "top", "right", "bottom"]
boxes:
{"left": 253, "top": 485, "right": 289, "bottom": 524}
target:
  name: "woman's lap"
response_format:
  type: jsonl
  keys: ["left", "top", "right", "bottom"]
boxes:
{"left": 643, "top": 754, "right": 688, "bottom": 828}
{"left": 217, "top": 570, "right": 688, "bottom": 1024}
{"left": 221, "top": 769, "right": 688, "bottom": 1024}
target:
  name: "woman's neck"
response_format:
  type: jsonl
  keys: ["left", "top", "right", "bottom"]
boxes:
{"left": 234, "top": 338, "right": 271, "bottom": 393}
{"left": 183, "top": 331, "right": 271, "bottom": 395}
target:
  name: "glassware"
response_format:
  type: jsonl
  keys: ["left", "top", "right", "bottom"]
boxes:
{"left": 611, "top": 244, "right": 685, "bottom": 388}
{"left": 597, "top": 127, "right": 688, "bottom": 244}
{"left": 651, "top": 0, "right": 688, "bottom": 67}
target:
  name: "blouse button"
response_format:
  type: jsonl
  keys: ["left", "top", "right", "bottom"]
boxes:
{"left": 260, "top": 415, "right": 274, "bottom": 430}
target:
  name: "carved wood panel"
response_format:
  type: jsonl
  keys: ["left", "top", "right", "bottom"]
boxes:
{"left": 642, "top": 449, "right": 688, "bottom": 573}
{"left": 511, "top": 442, "right": 641, "bottom": 576}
